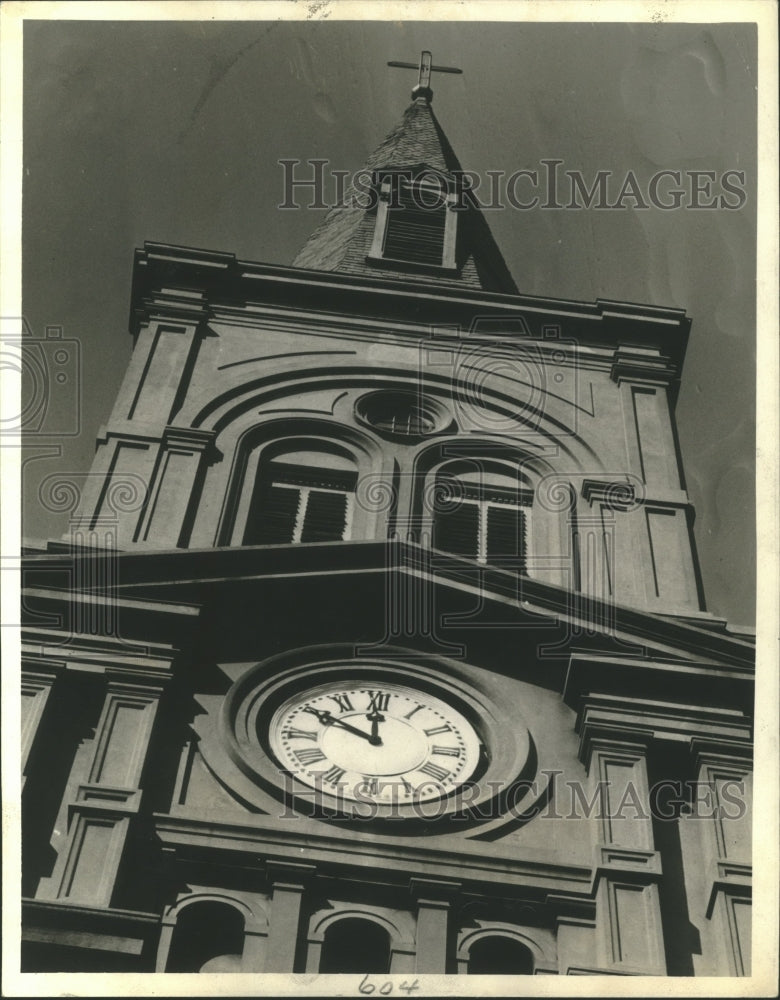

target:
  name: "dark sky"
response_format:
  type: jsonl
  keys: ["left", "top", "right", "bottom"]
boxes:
{"left": 21, "top": 17, "right": 757, "bottom": 626}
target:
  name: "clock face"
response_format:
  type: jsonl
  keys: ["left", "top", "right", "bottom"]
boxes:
{"left": 268, "top": 681, "right": 482, "bottom": 804}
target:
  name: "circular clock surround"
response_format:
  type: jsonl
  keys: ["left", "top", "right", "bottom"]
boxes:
{"left": 221, "top": 647, "right": 535, "bottom": 827}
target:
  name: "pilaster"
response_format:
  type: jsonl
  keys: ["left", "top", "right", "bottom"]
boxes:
{"left": 136, "top": 426, "right": 216, "bottom": 547}
{"left": 21, "top": 668, "right": 59, "bottom": 788}
{"left": 410, "top": 877, "right": 460, "bottom": 974}
{"left": 264, "top": 860, "right": 315, "bottom": 972}
{"left": 690, "top": 738, "right": 752, "bottom": 975}
{"left": 44, "top": 680, "right": 163, "bottom": 906}
{"left": 578, "top": 719, "right": 666, "bottom": 975}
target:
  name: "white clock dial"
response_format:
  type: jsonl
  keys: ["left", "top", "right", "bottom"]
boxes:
{"left": 268, "top": 682, "right": 482, "bottom": 804}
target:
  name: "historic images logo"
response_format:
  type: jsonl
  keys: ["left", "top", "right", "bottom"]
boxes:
{"left": 278, "top": 773, "right": 749, "bottom": 824}
{"left": 279, "top": 160, "right": 748, "bottom": 212}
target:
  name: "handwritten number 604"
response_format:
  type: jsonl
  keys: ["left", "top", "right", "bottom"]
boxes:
{"left": 359, "top": 975, "right": 420, "bottom": 995}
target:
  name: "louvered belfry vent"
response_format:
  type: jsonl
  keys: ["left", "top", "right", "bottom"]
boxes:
{"left": 383, "top": 185, "right": 447, "bottom": 267}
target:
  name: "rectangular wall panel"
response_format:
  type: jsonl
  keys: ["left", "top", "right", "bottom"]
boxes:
{"left": 62, "top": 817, "right": 118, "bottom": 904}
{"left": 93, "top": 442, "right": 155, "bottom": 547}
{"left": 730, "top": 898, "right": 751, "bottom": 975}
{"left": 602, "top": 758, "right": 653, "bottom": 850}
{"left": 646, "top": 507, "right": 697, "bottom": 605}
{"left": 141, "top": 448, "right": 198, "bottom": 545}
{"left": 127, "top": 325, "right": 187, "bottom": 422}
{"left": 631, "top": 387, "right": 680, "bottom": 488}
{"left": 611, "top": 884, "right": 653, "bottom": 966}
{"left": 90, "top": 694, "right": 158, "bottom": 788}
{"left": 21, "top": 677, "right": 54, "bottom": 770}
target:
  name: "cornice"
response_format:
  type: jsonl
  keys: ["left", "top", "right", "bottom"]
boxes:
{"left": 153, "top": 811, "right": 593, "bottom": 898}
{"left": 22, "top": 897, "right": 159, "bottom": 928}
{"left": 563, "top": 653, "right": 753, "bottom": 713}
{"left": 22, "top": 637, "right": 176, "bottom": 681}
{"left": 20, "top": 541, "right": 755, "bottom": 671}
{"left": 128, "top": 242, "right": 691, "bottom": 368}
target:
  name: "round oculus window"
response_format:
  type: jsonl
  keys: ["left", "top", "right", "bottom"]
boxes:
{"left": 355, "top": 391, "right": 454, "bottom": 441}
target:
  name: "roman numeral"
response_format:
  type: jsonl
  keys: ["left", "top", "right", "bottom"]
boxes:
{"left": 329, "top": 693, "right": 354, "bottom": 713}
{"left": 424, "top": 724, "right": 452, "bottom": 737}
{"left": 362, "top": 776, "right": 380, "bottom": 795}
{"left": 367, "top": 690, "right": 390, "bottom": 712}
{"left": 404, "top": 704, "right": 424, "bottom": 720}
{"left": 293, "top": 747, "right": 326, "bottom": 766}
{"left": 284, "top": 727, "right": 318, "bottom": 742}
{"left": 321, "top": 765, "right": 346, "bottom": 784}
{"left": 419, "top": 761, "right": 451, "bottom": 782}
{"left": 432, "top": 745, "right": 461, "bottom": 757}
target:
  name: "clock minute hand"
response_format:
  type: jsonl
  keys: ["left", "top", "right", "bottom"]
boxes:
{"left": 302, "top": 707, "right": 380, "bottom": 745}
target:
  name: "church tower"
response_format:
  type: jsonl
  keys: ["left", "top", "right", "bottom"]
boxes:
{"left": 20, "top": 54, "right": 754, "bottom": 978}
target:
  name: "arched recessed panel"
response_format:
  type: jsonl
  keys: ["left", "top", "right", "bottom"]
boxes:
{"left": 467, "top": 935, "right": 534, "bottom": 975}
{"left": 166, "top": 901, "right": 245, "bottom": 973}
{"left": 319, "top": 917, "right": 391, "bottom": 974}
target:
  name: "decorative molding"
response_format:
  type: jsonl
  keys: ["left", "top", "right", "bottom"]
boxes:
{"left": 595, "top": 847, "right": 662, "bottom": 879}
{"left": 409, "top": 877, "right": 462, "bottom": 903}
{"left": 132, "top": 289, "right": 210, "bottom": 333}
{"left": 610, "top": 346, "right": 678, "bottom": 387}
{"left": 566, "top": 965, "right": 641, "bottom": 975}
{"left": 547, "top": 894, "right": 597, "bottom": 927}
{"left": 690, "top": 736, "right": 754, "bottom": 770}
{"left": 576, "top": 695, "right": 752, "bottom": 759}
{"left": 72, "top": 784, "right": 143, "bottom": 812}
{"left": 161, "top": 425, "right": 217, "bottom": 454}
{"left": 577, "top": 730, "right": 652, "bottom": 772}
{"left": 266, "top": 859, "right": 317, "bottom": 888}
{"left": 581, "top": 479, "right": 641, "bottom": 512}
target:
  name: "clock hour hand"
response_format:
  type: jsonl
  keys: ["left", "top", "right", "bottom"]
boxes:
{"left": 367, "top": 709, "right": 385, "bottom": 745}
{"left": 302, "top": 706, "right": 381, "bottom": 745}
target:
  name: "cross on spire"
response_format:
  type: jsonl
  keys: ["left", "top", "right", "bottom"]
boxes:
{"left": 387, "top": 50, "right": 462, "bottom": 102}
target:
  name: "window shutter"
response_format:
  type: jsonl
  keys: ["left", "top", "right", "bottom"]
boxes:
{"left": 486, "top": 504, "right": 525, "bottom": 568}
{"left": 300, "top": 490, "right": 349, "bottom": 543}
{"left": 433, "top": 501, "right": 480, "bottom": 559}
{"left": 247, "top": 484, "right": 300, "bottom": 545}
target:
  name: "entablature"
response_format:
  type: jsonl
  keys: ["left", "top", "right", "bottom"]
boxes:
{"left": 129, "top": 242, "right": 691, "bottom": 372}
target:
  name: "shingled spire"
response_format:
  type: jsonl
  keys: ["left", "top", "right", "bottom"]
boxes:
{"left": 293, "top": 53, "right": 518, "bottom": 295}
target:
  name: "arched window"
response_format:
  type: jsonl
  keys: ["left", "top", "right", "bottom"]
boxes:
{"left": 243, "top": 448, "right": 357, "bottom": 546}
{"left": 466, "top": 934, "right": 534, "bottom": 975}
{"left": 165, "top": 900, "right": 245, "bottom": 972}
{"left": 319, "top": 917, "right": 391, "bottom": 974}
{"left": 430, "top": 461, "right": 532, "bottom": 569}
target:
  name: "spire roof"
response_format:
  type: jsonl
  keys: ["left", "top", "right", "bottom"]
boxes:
{"left": 292, "top": 81, "right": 518, "bottom": 295}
